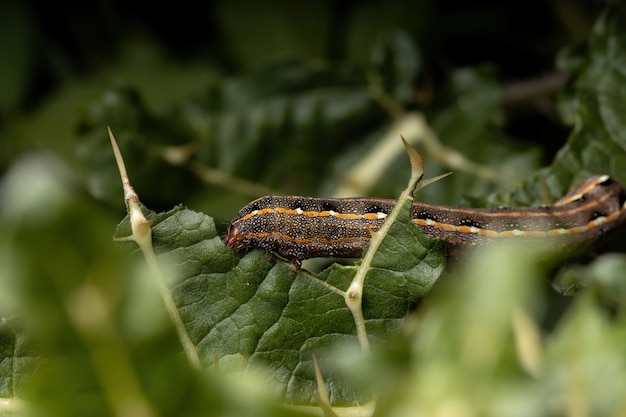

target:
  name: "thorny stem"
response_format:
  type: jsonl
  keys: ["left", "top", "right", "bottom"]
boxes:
{"left": 108, "top": 127, "right": 202, "bottom": 371}
{"left": 344, "top": 138, "right": 425, "bottom": 354}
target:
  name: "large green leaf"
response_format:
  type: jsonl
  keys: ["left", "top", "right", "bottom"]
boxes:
{"left": 114, "top": 186, "right": 446, "bottom": 405}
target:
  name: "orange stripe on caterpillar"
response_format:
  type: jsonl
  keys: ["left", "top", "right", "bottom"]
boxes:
{"left": 225, "top": 176, "right": 626, "bottom": 267}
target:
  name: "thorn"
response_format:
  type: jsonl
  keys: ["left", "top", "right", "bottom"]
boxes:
{"left": 308, "top": 355, "right": 338, "bottom": 417}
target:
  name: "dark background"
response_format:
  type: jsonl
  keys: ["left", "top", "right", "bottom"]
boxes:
{"left": 1, "top": 0, "right": 604, "bottom": 145}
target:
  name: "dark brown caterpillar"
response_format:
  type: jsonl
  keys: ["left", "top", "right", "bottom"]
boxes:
{"left": 225, "top": 176, "right": 626, "bottom": 267}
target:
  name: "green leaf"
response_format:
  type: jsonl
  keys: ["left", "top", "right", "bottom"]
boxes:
{"left": 114, "top": 190, "right": 445, "bottom": 405}
{"left": 0, "top": 319, "right": 38, "bottom": 403}
{"left": 554, "top": 254, "right": 626, "bottom": 308}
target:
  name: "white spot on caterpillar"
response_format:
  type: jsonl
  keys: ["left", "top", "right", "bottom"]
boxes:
{"left": 329, "top": 210, "right": 337, "bottom": 216}
{"left": 591, "top": 217, "right": 607, "bottom": 226}
{"left": 376, "top": 212, "right": 387, "bottom": 219}
{"left": 502, "top": 229, "right": 525, "bottom": 237}
{"left": 295, "top": 207, "right": 303, "bottom": 215}
{"left": 569, "top": 193, "right": 584, "bottom": 202}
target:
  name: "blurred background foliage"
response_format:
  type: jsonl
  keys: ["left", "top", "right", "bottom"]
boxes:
{"left": 1, "top": 0, "right": 626, "bottom": 416}
{"left": 2, "top": 0, "right": 608, "bottom": 212}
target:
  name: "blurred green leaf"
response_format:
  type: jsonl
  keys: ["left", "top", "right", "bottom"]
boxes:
{"left": 554, "top": 254, "right": 626, "bottom": 308}
{"left": 420, "top": 66, "right": 542, "bottom": 205}
{"left": 76, "top": 87, "right": 204, "bottom": 209}
{"left": 372, "top": 244, "right": 547, "bottom": 416}
{"left": 543, "top": 296, "right": 626, "bottom": 417}
{"left": 356, "top": 242, "right": 626, "bottom": 417}
{"left": 78, "top": 58, "right": 387, "bottom": 214}
{"left": 370, "top": 31, "right": 421, "bottom": 105}
{"left": 76, "top": 37, "right": 541, "bottom": 220}
{"left": 509, "top": 11, "right": 626, "bottom": 207}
